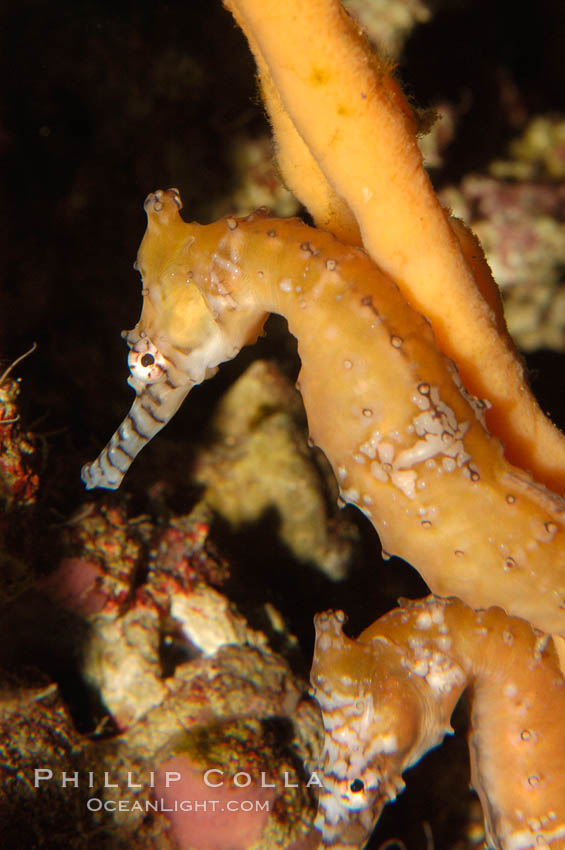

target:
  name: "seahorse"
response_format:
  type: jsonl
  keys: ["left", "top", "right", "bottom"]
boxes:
{"left": 311, "top": 596, "right": 565, "bottom": 849}
{"left": 82, "top": 188, "right": 565, "bottom": 636}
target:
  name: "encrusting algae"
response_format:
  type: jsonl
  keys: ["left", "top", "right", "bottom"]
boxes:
{"left": 19, "top": 498, "right": 324, "bottom": 849}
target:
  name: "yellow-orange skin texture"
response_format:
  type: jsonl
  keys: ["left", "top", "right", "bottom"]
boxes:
{"left": 85, "top": 189, "right": 565, "bottom": 637}
{"left": 311, "top": 596, "right": 565, "bottom": 849}
{"left": 224, "top": 0, "right": 565, "bottom": 493}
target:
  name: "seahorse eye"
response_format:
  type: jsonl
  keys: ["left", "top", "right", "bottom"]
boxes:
{"left": 350, "top": 778, "right": 364, "bottom": 793}
{"left": 128, "top": 339, "right": 166, "bottom": 384}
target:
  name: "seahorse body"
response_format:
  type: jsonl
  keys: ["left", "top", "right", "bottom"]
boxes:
{"left": 311, "top": 596, "right": 565, "bottom": 849}
{"left": 82, "top": 188, "right": 565, "bottom": 635}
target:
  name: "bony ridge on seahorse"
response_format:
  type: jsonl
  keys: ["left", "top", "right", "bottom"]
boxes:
{"left": 81, "top": 188, "right": 565, "bottom": 636}
{"left": 311, "top": 595, "right": 565, "bottom": 850}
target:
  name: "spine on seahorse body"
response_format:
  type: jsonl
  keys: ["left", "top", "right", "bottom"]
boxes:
{"left": 82, "top": 189, "right": 565, "bottom": 637}
{"left": 311, "top": 596, "right": 565, "bottom": 850}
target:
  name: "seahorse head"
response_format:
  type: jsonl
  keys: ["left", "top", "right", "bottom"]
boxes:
{"left": 126, "top": 188, "right": 264, "bottom": 388}
{"left": 311, "top": 610, "right": 422, "bottom": 847}
{"left": 81, "top": 188, "right": 267, "bottom": 490}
